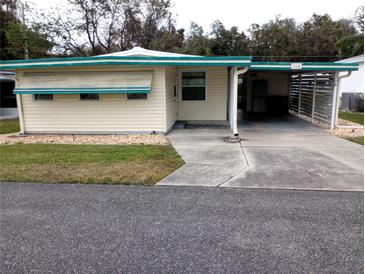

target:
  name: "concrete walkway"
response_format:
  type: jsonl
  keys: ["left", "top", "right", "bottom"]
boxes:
{"left": 158, "top": 116, "right": 364, "bottom": 191}
{"left": 0, "top": 114, "right": 18, "bottom": 120}
{"left": 158, "top": 126, "right": 247, "bottom": 186}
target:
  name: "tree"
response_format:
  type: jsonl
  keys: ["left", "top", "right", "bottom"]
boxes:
{"left": 43, "top": 0, "right": 183, "bottom": 56}
{"left": 210, "top": 20, "right": 249, "bottom": 56}
{"left": 354, "top": 6, "right": 364, "bottom": 32}
{"left": 182, "top": 22, "right": 211, "bottom": 55}
{"left": 3, "top": 1, "right": 363, "bottom": 60}
{"left": 0, "top": 0, "right": 53, "bottom": 59}
{"left": 336, "top": 6, "right": 364, "bottom": 57}
{"left": 5, "top": 20, "right": 53, "bottom": 59}
{"left": 299, "top": 14, "right": 357, "bottom": 61}
{"left": 0, "top": 6, "right": 16, "bottom": 60}
{"left": 248, "top": 16, "right": 299, "bottom": 61}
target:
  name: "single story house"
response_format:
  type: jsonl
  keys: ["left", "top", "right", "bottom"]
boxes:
{"left": 335, "top": 54, "right": 364, "bottom": 95}
{"left": 0, "top": 70, "right": 17, "bottom": 118}
{"left": 335, "top": 55, "right": 364, "bottom": 111}
{"left": 0, "top": 47, "right": 358, "bottom": 137}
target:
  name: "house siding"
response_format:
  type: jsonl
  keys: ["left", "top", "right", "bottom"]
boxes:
{"left": 177, "top": 66, "right": 228, "bottom": 121}
{"left": 18, "top": 66, "right": 166, "bottom": 133}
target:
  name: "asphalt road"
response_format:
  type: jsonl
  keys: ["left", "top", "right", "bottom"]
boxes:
{"left": 0, "top": 183, "right": 363, "bottom": 273}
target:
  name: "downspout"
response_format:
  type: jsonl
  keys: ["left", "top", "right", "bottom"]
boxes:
{"left": 330, "top": 71, "right": 352, "bottom": 129}
{"left": 14, "top": 74, "right": 25, "bottom": 134}
{"left": 229, "top": 66, "right": 249, "bottom": 140}
{"left": 16, "top": 94, "right": 25, "bottom": 134}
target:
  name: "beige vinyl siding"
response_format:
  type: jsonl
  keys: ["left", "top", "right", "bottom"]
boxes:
{"left": 177, "top": 66, "right": 228, "bottom": 121}
{"left": 18, "top": 66, "right": 166, "bottom": 133}
{"left": 164, "top": 67, "right": 177, "bottom": 131}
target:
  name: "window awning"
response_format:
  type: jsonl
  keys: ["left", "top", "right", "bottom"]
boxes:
{"left": 14, "top": 71, "right": 153, "bottom": 94}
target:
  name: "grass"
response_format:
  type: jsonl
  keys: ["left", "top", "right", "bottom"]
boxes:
{"left": 345, "top": 136, "right": 364, "bottom": 145}
{"left": 0, "top": 144, "right": 184, "bottom": 185}
{"left": 339, "top": 111, "right": 364, "bottom": 125}
{"left": 0, "top": 118, "right": 20, "bottom": 134}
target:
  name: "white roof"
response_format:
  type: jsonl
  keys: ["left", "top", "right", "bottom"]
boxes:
{"left": 97, "top": 47, "right": 199, "bottom": 57}
{"left": 335, "top": 54, "right": 364, "bottom": 64}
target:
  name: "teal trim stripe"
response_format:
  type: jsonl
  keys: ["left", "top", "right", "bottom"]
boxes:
{"left": 0, "top": 55, "right": 252, "bottom": 69}
{"left": 250, "top": 62, "right": 358, "bottom": 71}
{"left": 1, "top": 60, "right": 251, "bottom": 69}
{"left": 1, "top": 55, "right": 252, "bottom": 64}
{"left": 14, "top": 87, "right": 151, "bottom": 94}
{"left": 250, "top": 67, "right": 358, "bottom": 71}
{"left": 251, "top": 61, "right": 359, "bottom": 65}
{"left": 1, "top": 55, "right": 358, "bottom": 71}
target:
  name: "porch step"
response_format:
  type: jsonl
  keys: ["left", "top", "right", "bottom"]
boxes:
{"left": 174, "top": 121, "right": 187, "bottom": 129}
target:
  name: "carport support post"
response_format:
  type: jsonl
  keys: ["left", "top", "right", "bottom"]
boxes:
{"left": 298, "top": 74, "right": 302, "bottom": 116}
{"left": 311, "top": 74, "right": 317, "bottom": 123}
{"left": 330, "top": 72, "right": 339, "bottom": 129}
{"left": 16, "top": 94, "right": 25, "bottom": 134}
{"left": 330, "top": 71, "right": 352, "bottom": 129}
{"left": 229, "top": 66, "right": 248, "bottom": 141}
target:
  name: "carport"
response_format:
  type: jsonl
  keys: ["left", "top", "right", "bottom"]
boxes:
{"left": 229, "top": 62, "right": 358, "bottom": 137}
{"left": 162, "top": 61, "right": 362, "bottom": 190}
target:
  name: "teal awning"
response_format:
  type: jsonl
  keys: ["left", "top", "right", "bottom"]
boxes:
{"left": 14, "top": 87, "right": 151, "bottom": 94}
{"left": 13, "top": 71, "right": 153, "bottom": 95}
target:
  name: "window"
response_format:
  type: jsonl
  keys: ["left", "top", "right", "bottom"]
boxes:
{"left": 127, "top": 93, "right": 147, "bottom": 100}
{"left": 80, "top": 93, "right": 99, "bottom": 100}
{"left": 33, "top": 94, "right": 54, "bottom": 100}
{"left": 181, "top": 71, "right": 206, "bottom": 101}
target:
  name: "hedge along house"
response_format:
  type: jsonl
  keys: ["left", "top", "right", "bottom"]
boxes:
{"left": 0, "top": 47, "right": 358, "bottom": 139}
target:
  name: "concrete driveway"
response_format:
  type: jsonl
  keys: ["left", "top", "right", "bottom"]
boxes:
{"left": 158, "top": 126, "right": 247, "bottom": 186}
{"left": 158, "top": 115, "right": 364, "bottom": 191}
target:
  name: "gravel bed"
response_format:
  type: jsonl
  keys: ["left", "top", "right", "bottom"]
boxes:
{"left": 0, "top": 133, "right": 169, "bottom": 145}
{"left": 326, "top": 127, "right": 364, "bottom": 138}
{"left": 326, "top": 118, "right": 363, "bottom": 138}
{"left": 295, "top": 113, "right": 363, "bottom": 138}
{"left": 336, "top": 118, "right": 363, "bottom": 127}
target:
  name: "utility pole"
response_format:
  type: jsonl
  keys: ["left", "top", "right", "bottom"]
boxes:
{"left": 21, "top": 1, "right": 29, "bottom": 60}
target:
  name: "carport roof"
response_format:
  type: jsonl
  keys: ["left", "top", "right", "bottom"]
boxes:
{"left": 250, "top": 62, "right": 358, "bottom": 71}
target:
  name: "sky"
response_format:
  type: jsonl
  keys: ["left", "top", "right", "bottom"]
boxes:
{"left": 32, "top": 0, "right": 363, "bottom": 32}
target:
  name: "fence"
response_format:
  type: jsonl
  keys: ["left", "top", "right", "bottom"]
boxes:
{"left": 289, "top": 72, "right": 336, "bottom": 126}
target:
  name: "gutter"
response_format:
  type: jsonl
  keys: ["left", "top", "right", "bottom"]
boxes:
{"left": 16, "top": 94, "right": 25, "bottom": 134}
{"left": 229, "top": 67, "right": 249, "bottom": 141}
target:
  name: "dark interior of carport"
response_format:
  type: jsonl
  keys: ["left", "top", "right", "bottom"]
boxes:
{"left": 236, "top": 62, "right": 354, "bottom": 128}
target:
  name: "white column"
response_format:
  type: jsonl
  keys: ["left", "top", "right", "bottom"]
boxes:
{"left": 229, "top": 67, "right": 248, "bottom": 136}
{"left": 311, "top": 74, "right": 317, "bottom": 123}
{"left": 229, "top": 67, "right": 237, "bottom": 131}
{"left": 16, "top": 94, "right": 25, "bottom": 134}
{"left": 331, "top": 71, "right": 352, "bottom": 129}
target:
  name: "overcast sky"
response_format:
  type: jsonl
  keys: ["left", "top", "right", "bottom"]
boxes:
{"left": 32, "top": 0, "right": 363, "bottom": 32}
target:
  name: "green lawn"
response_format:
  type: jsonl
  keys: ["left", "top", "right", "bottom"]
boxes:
{"left": 339, "top": 111, "right": 364, "bottom": 125}
{"left": 0, "top": 118, "right": 20, "bottom": 134}
{"left": 0, "top": 144, "right": 184, "bottom": 185}
{"left": 345, "top": 136, "right": 364, "bottom": 145}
